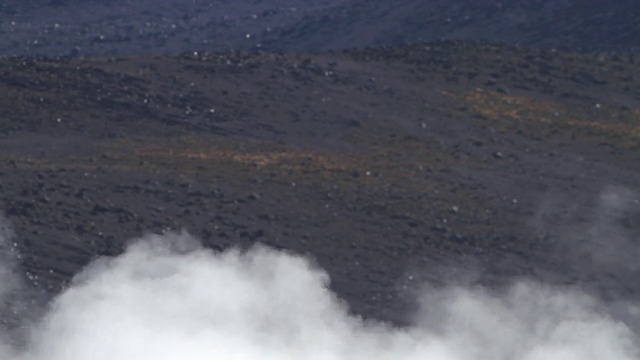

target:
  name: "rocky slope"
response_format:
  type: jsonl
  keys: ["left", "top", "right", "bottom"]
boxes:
{"left": 1, "top": 41, "right": 639, "bottom": 323}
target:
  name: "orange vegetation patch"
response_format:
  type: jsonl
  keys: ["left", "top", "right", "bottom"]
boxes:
{"left": 461, "top": 89, "right": 561, "bottom": 123}
{"left": 458, "top": 89, "right": 640, "bottom": 145}
{"left": 134, "top": 146, "right": 353, "bottom": 171}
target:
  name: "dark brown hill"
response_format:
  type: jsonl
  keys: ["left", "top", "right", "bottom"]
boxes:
{"left": 1, "top": 41, "right": 639, "bottom": 323}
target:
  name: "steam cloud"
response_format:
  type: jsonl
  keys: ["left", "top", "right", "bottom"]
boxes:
{"left": 0, "top": 223, "right": 638, "bottom": 359}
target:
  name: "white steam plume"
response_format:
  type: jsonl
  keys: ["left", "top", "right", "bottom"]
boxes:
{"left": 0, "top": 229, "right": 637, "bottom": 360}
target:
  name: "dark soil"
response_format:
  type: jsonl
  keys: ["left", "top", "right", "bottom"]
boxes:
{"left": 1, "top": 41, "right": 640, "bottom": 324}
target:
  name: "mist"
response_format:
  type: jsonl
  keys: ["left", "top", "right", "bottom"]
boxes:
{"left": 0, "top": 224, "right": 638, "bottom": 360}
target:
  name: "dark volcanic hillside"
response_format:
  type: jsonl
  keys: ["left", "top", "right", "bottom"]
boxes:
{"left": 1, "top": 42, "right": 640, "bottom": 324}
{"left": 0, "top": 0, "right": 351, "bottom": 56}
{"left": 266, "top": 0, "right": 640, "bottom": 53}
{"left": 2, "top": 0, "right": 640, "bottom": 56}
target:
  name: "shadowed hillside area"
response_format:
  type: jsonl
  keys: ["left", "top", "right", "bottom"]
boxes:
{"left": 2, "top": 0, "right": 640, "bottom": 55}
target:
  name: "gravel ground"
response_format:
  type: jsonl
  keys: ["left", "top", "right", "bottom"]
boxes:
{"left": 1, "top": 42, "right": 639, "bottom": 325}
